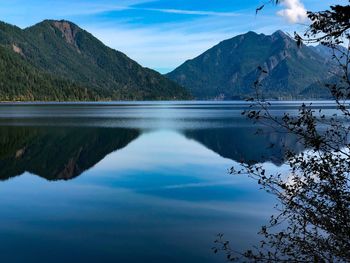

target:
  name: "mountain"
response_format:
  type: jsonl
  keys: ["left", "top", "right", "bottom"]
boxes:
{"left": 303, "top": 44, "right": 349, "bottom": 98}
{"left": 167, "top": 31, "right": 333, "bottom": 100}
{"left": 311, "top": 44, "right": 348, "bottom": 64}
{"left": 0, "top": 20, "right": 190, "bottom": 101}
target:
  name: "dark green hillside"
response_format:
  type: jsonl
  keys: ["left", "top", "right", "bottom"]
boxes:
{"left": 0, "top": 20, "right": 190, "bottom": 101}
{"left": 167, "top": 31, "right": 332, "bottom": 100}
{"left": 0, "top": 45, "right": 96, "bottom": 101}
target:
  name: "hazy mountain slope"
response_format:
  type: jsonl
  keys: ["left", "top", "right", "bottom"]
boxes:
{"left": 304, "top": 44, "right": 348, "bottom": 98}
{"left": 311, "top": 44, "right": 348, "bottom": 64}
{"left": 0, "top": 20, "right": 190, "bottom": 101}
{"left": 167, "top": 31, "right": 332, "bottom": 100}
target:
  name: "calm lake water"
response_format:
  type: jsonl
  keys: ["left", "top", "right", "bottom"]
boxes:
{"left": 0, "top": 101, "right": 336, "bottom": 263}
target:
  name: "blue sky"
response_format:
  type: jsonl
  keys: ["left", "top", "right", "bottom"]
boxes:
{"left": 0, "top": 0, "right": 345, "bottom": 73}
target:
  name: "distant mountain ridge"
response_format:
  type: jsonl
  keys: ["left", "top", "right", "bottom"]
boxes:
{"left": 0, "top": 20, "right": 191, "bottom": 101}
{"left": 311, "top": 44, "right": 348, "bottom": 64}
{"left": 167, "top": 31, "right": 335, "bottom": 100}
{"left": 0, "top": 22, "right": 343, "bottom": 101}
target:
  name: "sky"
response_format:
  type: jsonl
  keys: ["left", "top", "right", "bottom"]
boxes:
{"left": 0, "top": 0, "right": 345, "bottom": 73}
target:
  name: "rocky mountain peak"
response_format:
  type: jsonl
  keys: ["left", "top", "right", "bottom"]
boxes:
{"left": 272, "top": 30, "right": 287, "bottom": 37}
{"left": 51, "top": 20, "right": 80, "bottom": 47}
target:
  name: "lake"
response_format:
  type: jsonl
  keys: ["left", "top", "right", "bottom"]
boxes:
{"left": 0, "top": 101, "right": 335, "bottom": 263}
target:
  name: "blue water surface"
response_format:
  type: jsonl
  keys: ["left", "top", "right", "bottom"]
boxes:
{"left": 0, "top": 101, "right": 316, "bottom": 263}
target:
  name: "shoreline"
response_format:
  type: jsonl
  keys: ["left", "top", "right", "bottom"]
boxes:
{"left": 0, "top": 100, "right": 340, "bottom": 105}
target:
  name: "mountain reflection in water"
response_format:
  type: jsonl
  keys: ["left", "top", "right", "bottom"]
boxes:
{"left": 0, "top": 102, "right": 320, "bottom": 263}
{"left": 0, "top": 125, "right": 301, "bottom": 181}
{"left": 0, "top": 127, "right": 140, "bottom": 181}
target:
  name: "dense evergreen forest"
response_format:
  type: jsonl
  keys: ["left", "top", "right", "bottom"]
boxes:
{"left": 0, "top": 20, "right": 190, "bottom": 101}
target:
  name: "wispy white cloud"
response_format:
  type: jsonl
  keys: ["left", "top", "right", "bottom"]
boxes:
{"left": 63, "top": 5, "right": 129, "bottom": 16}
{"left": 86, "top": 12, "right": 295, "bottom": 72}
{"left": 65, "top": 6, "right": 242, "bottom": 18}
{"left": 54, "top": 0, "right": 154, "bottom": 16}
{"left": 0, "top": 0, "right": 154, "bottom": 26}
{"left": 53, "top": 1, "right": 243, "bottom": 18}
{"left": 163, "top": 181, "right": 238, "bottom": 189}
{"left": 140, "top": 8, "right": 241, "bottom": 17}
{"left": 277, "top": 0, "right": 307, "bottom": 23}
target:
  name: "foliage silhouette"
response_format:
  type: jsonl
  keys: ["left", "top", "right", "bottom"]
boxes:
{"left": 214, "top": 1, "right": 350, "bottom": 262}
